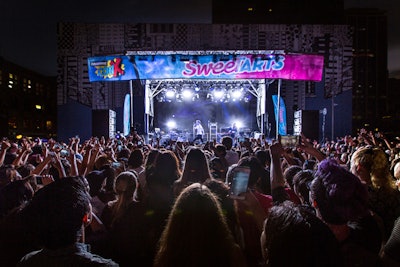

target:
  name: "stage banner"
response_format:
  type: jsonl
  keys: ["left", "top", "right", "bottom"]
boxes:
{"left": 88, "top": 53, "right": 324, "bottom": 82}
{"left": 272, "top": 95, "right": 287, "bottom": 136}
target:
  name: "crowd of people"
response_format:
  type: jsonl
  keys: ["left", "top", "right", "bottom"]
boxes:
{"left": 1, "top": 128, "right": 400, "bottom": 266}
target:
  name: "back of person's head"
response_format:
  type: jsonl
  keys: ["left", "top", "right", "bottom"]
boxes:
{"left": 351, "top": 146, "right": 395, "bottom": 190}
{"left": 303, "top": 159, "right": 317, "bottom": 170}
{"left": 3, "top": 152, "right": 17, "bottom": 165}
{"left": 310, "top": 158, "right": 370, "bottom": 225}
{"left": 221, "top": 136, "right": 233, "bottom": 150}
{"left": 154, "top": 183, "right": 236, "bottom": 267}
{"left": 214, "top": 144, "right": 227, "bottom": 157}
{"left": 94, "top": 155, "right": 110, "bottom": 170}
{"left": 128, "top": 148, "right": 144, "bottom": 169}
{"left": 114, "top": 171, "right": 138, "bottom": 199}
{"left": 109, "top": 171, "right": 138, "bottom": 226}
{"left": 283, "top": 165, "right": 303, "bottom": 190}
{"left": 209, "top": 157, "right": 227, "bottom": 181}
{"left": 117, "top": 147, "right": 131, "bottom": 161}
{"left": 147, "top": 150, "right": 180, "bottom": 188}
{"left": 23, "top": 176, "right": 91, "bottom": 249}
{"left": 181, "top": 147, "right": 212, "bottom": 184}
{"left": 293, "top": 169, "right": 314, "bottom": 206}
{"left": 261, "top": 201, "right": 342, "bottom": 267}
{"left": 26, "top": 154, "right": 43, "bottom": 167}
{"left": 0, "top": 179, "right": 33, "bottom": 219}
{"left": 144, "top": 149, "right": 160, "bottom": 168}
{"left": 0, "top": 165, "right": 21, "bottom": 188}
{"left": 255, "top": 149, "right": 271, "bottom": 167}
{"left": 86, "top": 170, "right": 106, "bottom": 197}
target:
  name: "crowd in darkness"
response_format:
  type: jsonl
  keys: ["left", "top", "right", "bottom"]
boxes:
{"left": 1, "top": 128, "right": 400, "bottom": 267}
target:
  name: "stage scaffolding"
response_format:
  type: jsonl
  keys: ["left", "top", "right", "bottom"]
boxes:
{"left": 140, "top": 78, "right": 276, "bottom": 142}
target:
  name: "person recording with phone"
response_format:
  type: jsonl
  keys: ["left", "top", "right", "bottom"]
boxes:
{"left": 226, "top": 156, "right": 273, "bottom": 267}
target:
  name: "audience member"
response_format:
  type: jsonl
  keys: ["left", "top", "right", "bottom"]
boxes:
{"left": 261, "top": 201, "right": 342, "bottom": 267}
{"left": 381, "top": 216, "right": 400, "bottom": 266}
{"left": 221, "top": 136, "right": 239, "bottom": 167}
{"left": 127, "top": 148, "right": 146, "bottom": 196}
{"left": 18, "top": 176, "right": 119, "bottom": 266}
{"left": 292, "top": 169, "right": 314, "bottom": 208}
{"left": 153, "top": 183, "right": 246, "bottom": 267}
{"left": 350, "top": 145, "right": 400, "bottom": 240}
{"left": 173, "top": 147, "right": 213, "bottom": 197}
{"left": 310, "top": 158, "right": 383, "bottom": 267}
{"left": 100, "top": 171, "right": 143, "bottom": 266}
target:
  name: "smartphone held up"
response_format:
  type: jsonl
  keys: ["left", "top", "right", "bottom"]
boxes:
{"left": 229, "top": 166, "right": 251, "bottom": 200}
{"left": 279, "top": 135, "right": 301, "bottom": 149}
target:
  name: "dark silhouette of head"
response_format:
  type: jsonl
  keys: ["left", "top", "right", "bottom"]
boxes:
{"left": 310, "top": 158, "right": 370, "bottom": 225}
{"left": 23, "top": 176, "right": 91, "bottom": 249}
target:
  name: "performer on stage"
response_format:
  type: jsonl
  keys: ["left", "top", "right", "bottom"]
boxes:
{"left": 228, "top": 122, "right": 237, "bottom": 139}
{"left": 193, "top": 119, "right": 205, "bottom": 144}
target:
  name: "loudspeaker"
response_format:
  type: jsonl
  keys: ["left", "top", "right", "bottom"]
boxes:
{"left": 92, "top": 110, "right": 116, "bottom": 138}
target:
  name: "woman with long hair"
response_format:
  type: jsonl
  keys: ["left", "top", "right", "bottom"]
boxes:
{"left": 173, "top": 147, "right": 213, "bottom": 197}
{"left": 350, "top": 146, "right": 400, "bottom": 240}
{"left": 154, "top": 183, "right": 246, "bottom": 267}
{"left": 101, "top": 171, "right": 138, "bottom": 230}
{"left": 100, "top": 171, "right": 147, "bottom": 266}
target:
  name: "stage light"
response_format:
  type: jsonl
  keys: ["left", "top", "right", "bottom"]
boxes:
{"left": 233, "top": 120, "right": 244, "bottom": 129}
{"left": 213, "top": 89, "right": 224, "bottom": 100}
{"left": 232, "top": 89, "right": 243, "bottom": 99}
{"left": 182, "top": 89, "right": 193, "bottom": 100}
{"left": 165, "top": 89, "right": 175, "bottom": 98}
{"left": 166, "top": 120, "right": 177, "bottom": 129}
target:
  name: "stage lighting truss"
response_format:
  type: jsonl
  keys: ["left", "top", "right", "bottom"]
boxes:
{"left": 153, "top": 80, "right": 259, "bottom": 103}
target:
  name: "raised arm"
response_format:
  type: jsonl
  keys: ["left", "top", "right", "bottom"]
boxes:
{"left": 269, "top": 142, "right": 286, "bottom": 190}
{"left": 0, "top": 140, "right": 11, "bottom": 167}
{"left": 299, "top": 133, "right": 326, "bottom": 162}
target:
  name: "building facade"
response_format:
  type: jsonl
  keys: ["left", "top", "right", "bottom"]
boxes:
{"left": 0, "top": 57, "right": 57, "bottom": 139}
{"left": 346, "top": 8, "right": 390, "bottom": 135}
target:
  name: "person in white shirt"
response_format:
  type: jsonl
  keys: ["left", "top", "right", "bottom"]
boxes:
{"left": 193, "top": 120, "right": 205, "bottom": 144}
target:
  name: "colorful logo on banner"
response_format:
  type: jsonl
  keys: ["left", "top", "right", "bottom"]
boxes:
{"left": 89, "top": 57, "right": 126, "bottom": 80}
{"left": 272, "top": 95, "right": 287, "bottom": 136}
{"left": 88, "top": 53, "right": 324, "bottom": 82}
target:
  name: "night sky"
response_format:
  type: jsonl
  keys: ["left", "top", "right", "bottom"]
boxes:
{"left": 0, "top": 0, "right": 399, "bottom": 77}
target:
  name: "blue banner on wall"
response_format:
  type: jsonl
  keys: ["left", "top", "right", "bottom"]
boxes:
{"left": 272, "top": 95, "right": 287, "bottom": 136}
{"left": 123, "top": 94, "right": 131, "bottom": 136}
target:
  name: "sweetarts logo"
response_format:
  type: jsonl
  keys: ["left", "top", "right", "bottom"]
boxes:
{"left": 91, "top": 58, "right": 125, "bottom": 79}
{"left": 182, "top": 55, "right": 285, "bottom": 77}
